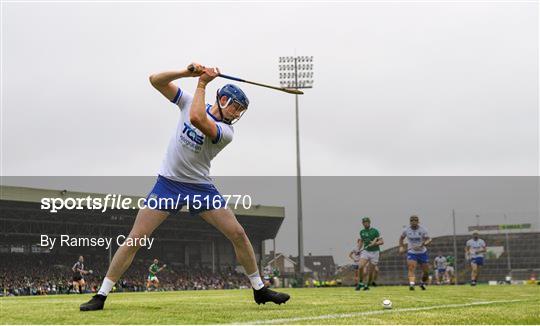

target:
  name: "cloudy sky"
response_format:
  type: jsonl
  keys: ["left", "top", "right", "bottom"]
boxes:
{"left": 2, "top": 1, "right": 538, "bottom": 263}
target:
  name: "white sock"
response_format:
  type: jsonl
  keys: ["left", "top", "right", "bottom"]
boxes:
{"left": 409, "top": 281, "right": 415, "bottom": 286}
{"left": 247, "top": 271, "right": 264, "bottom": 290}
{"left": 97, "top": 277, "right": 115, "bottom": 296}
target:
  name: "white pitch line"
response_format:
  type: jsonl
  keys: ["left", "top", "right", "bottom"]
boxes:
{"left": 238, "top": 299, "right": 525, "bottom": 324}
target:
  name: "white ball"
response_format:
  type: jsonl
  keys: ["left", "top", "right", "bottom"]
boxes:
{"left": 382, "top": 299, "right": 392, "bottom": 309}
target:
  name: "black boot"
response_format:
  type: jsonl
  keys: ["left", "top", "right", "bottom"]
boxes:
{"left": 253, "top": 287, "right": 290, "bottom": 305}
{"left": 80, "top": 294, "right": 107, "bottom": 311}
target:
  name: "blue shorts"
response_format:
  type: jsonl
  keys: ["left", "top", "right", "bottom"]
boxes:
{"left": 145, "top": 175, "right": 226, "bottom": 215}
{"left": 407, "top": 252, "right": 429, "bottom": 264}
{"left": 471, "top": 257, "right": 484, "bottom": 266}
{"left": 437, "top": 268, "right": 446, "bottom": 274}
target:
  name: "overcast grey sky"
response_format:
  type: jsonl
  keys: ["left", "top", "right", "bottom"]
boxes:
{"left": 2, "top": 2, "right": 539, "bottom": 264}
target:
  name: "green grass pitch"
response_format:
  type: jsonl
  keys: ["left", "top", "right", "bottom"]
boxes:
{"left": 1, "top": 285, "right": 539, "bottom": 324}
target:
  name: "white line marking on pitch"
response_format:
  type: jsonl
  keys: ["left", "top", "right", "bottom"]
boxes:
{"left": 238, "top": 299, "right": 525, "bottom": 324}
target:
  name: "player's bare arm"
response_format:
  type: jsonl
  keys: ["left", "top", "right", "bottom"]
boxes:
{"left": 190, "top": 67, "right": 220, "bottom": 140}
{"left": 369, "top": 237, "right": 384, "bottom": 247}
{"left": 149, "top": 63, "right": 205, "bottom": 101}
{"left": 399, "top": 235, "right": 406, "bottom": 253}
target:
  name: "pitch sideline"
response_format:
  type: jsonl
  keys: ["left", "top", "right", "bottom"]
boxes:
{"left": 238, "top": 299, "right": 525, "bottom": 324}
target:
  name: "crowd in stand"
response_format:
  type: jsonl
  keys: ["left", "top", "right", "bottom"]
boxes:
{"left": 0, "top": 254, "right": 250, "bottom": 296}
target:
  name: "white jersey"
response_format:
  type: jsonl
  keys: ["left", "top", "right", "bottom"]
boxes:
{"left": 350, "top": 246, "right": 362, "bottom": 263}
{"left": 466, "top": 238, "right": 486, "bottom": 258}
{"left": 159, "top": 88, "right": 234, "bottom": 183}
{"left": 402, "top": 225, "right": 429, "bottom": 254}
{"left": 434, "top": 256, "right": 447, "bottom": 269}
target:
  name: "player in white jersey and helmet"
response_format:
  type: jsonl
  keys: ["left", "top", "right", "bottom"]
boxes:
{"left": 433, "top": 252, "right": 448, "bottom": 285}
{"left": 466, "top": 230, "right": 486, "bottom": 286}
{"left": 399, "top": 215, "right": 432, "bottom": 290}
{"left": 349, "top": 239, "right": 363, "bottom": 290}
{"left": 80, "top": 63, "right": 289, "bottom": 311}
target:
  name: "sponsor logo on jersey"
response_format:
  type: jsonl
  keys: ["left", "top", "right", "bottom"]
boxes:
{"left": 182, "top": 123, "right": 204, "bottom": 145}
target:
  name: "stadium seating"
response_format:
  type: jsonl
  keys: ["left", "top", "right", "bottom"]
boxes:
{"left": 0, "top": 253, "right": 249, "bottom": 296}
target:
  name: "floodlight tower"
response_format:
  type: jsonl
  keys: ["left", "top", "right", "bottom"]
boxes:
{"left": 278, "top": 56, "right": 314, "bottom": 277}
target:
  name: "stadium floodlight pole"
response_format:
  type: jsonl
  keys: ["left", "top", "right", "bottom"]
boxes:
{"left": 452, "top": 209, "right": 458, "bottom": 285}
{"left": 504, "top": 213, "right": 512, "bottom": 277}
{"left": 278, "top": 56, "right": 314, "bottom": 280}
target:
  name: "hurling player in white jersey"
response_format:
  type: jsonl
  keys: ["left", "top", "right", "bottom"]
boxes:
{"left": 399, "top": 215, "right": 432, "bottom": 290}
{"left": 80, "top": 63, "right": 289, "bottom": 311}
{"left": 433, "top": 252, "right": 447, "bottom": 285}
{"left": 465, "top": 230, "right": 486, "bottom": 286}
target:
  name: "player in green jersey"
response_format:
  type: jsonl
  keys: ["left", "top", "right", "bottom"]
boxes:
{"left": 146, "top": 259, "right": 166, "bottom": 291}
{"left": 357, "top": 217, "right": 384, "bottom": 291}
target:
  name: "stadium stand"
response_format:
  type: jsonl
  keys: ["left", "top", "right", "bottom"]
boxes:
{"left": 0, "top": 253, "right": 250, "bottom": 296}
{"left": 0, "top": 185, "right": 285, "bottom": 296}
